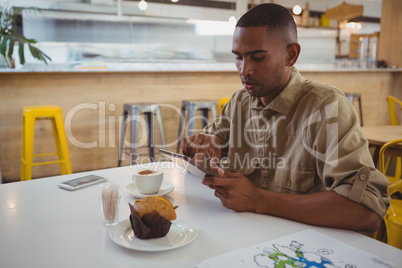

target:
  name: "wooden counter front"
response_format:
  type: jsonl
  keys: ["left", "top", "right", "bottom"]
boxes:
{"left": 1, "top": 69, "right": 401, "bottom": 183}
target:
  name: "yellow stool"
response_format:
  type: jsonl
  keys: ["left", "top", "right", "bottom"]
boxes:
{"left": 385, "top": 96, "right": 402, "bottom": 179}
{"left": 377, "top": 141, "right": 402, "bottom": 246}
{"left": 379, "top": 139, "right": 402, "bottom": 196}
{"left": 384, "top": 199, "right": 402, "bottom": 249}
{"left": 386, "top": 95, "right": 402, "bottom": 126}
{"left": 218, "top": 97, "right": 230, "bottom": 114}
{"left": 21, "top": 105, "right": 72, "bottom": 181}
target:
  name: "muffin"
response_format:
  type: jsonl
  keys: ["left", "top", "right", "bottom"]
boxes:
{"left": 128, "top": 196, "right": 177, "bottom": 239}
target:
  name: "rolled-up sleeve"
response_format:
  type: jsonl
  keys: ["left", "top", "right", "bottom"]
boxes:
{"left": 311, "top": 93, "right": 390, "bottom": 218}
{"left": 333, "top": 167, "right": 390, "bottom": 218}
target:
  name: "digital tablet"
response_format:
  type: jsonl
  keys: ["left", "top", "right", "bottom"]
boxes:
{"left": 159, "top": 149, "right": 219, "bottom": 177}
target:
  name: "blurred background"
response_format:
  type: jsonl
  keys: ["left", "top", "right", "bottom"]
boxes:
{"left": 0, "top": 0, "right": 383, "bottom": 69}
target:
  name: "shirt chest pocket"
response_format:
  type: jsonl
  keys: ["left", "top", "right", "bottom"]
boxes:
{"left": 274, "top": 166, "right": 315, "bottom": 193}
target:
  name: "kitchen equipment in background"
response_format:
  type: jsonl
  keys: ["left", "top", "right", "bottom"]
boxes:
{"left": 90, "top": 0, "right": 114, "bottom": 4}
{"left": 131, "top": 45, "right": 150, "bottom": 60}
{"left": 325, "top": 1, "right": 364, "bottom": 56}
{"left": 349, "top": 32, "right": 379, "bottom": 68}
{"left": 368, "top": 34, "right": 378, "bottom": 68}
{"left": 151, "top": 44, "right": 176, "bottom": 59}
{"left": 301, "top": 2, "right": 310, "bottom": 27}
{"left": 325, "top": 2, "right": 363, "bottom": 21}
{"left": 358, "top": 36, "right": 368, "bottom": 69}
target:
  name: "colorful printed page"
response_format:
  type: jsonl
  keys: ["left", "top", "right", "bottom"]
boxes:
{"left": 197, "top": 229, "right": 395, "bottom": 268}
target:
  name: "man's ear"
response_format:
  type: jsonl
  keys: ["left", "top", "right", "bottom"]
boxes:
{"left": 286, "top": 43, "right": 301, "bottom": 67}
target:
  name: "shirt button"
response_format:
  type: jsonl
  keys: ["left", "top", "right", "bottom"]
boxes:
{"left": 360, "top": 174, "right": 367, "bottom": 181}
{"left": 287, "top": 180, "right": 292, "bottom": 186}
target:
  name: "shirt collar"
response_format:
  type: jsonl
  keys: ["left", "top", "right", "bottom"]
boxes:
{"left": 249, "top": 67, "right": 305, "bottom": 115}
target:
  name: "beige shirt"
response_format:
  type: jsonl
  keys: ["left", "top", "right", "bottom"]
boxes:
{"left": 204, "top": 67, "right": 390, "bottom": 218}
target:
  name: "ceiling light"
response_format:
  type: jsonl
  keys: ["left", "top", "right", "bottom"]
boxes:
{"left": 293, "top": 5, "right": 302, "bottom": 15}
{"left": 228, "top": 15, "right": 236, "bottom": 24}
{"left": 139, "top": 0, "right": 148, "bottom": 11}
{"left": 171, "top": 0, "right": 179, "bottom": 2}
{"left": 343, "top": 22, "right": 362, "bottom": 29}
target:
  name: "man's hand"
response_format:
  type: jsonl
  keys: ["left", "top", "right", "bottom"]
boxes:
{"left": 202, "top": 168, "right": 260, "bottom": 212}
{"left": 181, "top": 133, "right": 221, "bottom": 161}
{"left": 203, "top": 161, "right": 380, "bottom": 232}
{"left": 203, "top": 167, "right": 380, "bottom": 232}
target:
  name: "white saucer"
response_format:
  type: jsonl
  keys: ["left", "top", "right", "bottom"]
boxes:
{"left": 124, "top": 182, "right": 174, "bottom": 198}
{"left": 109, "top": 219, "right": 199, "bottom": 251}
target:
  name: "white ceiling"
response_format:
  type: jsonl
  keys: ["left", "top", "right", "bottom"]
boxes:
{"left": 269, "top": 0, "right": 381, "bottom": 18}
{"left": 278, "top": 0, "right": 382, "bottom": 18}
{"left": 2, "top": 0, "right": 383, "bottom": 19}
{"left": 218, "top": 0, "right": 383, "bottom": 18}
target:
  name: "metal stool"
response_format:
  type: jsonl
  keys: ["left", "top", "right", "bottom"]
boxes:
{"left": 21, "top": 105, "right": 72, "bottom": 181}
{"left": 176, "top": 99, "right": 217, "bottom": 152}
{"left": 118, "top": 103, "right": 166, "bottom": 166}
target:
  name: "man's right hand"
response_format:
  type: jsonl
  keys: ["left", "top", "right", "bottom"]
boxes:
{"left": 181, "top": 133, "right": 221, "bottom": 161}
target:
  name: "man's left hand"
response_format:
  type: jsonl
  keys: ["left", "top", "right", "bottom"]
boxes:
{"left": 202, "top": 168, "right": 260, "bottom": 212}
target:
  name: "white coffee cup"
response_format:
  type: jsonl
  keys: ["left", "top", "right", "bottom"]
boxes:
{"left": 132, "top": 169, "right": 163, "bottom": 194}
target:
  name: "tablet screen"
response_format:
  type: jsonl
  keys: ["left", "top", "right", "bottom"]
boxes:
{"left": 159, "top": 149, "right": 218, "bottom": 177}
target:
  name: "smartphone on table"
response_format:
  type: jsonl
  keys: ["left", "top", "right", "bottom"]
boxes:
{"left": 58, "top": 175, "right": 107, "bottom": 191}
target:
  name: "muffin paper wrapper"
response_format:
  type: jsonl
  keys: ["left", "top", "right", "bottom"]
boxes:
{"left": 129, "top": 203, "right": 172, "bottom": 239}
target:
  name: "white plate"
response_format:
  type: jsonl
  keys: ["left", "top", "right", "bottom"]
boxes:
{"left": 109, "top": 219, "right": 199, "bottom": 251}
{"left": 124, "top": 182, "right": 174, "bottom": 198}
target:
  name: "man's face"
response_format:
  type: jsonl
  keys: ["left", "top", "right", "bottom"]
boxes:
{"left": 232, "top": 27, "right": 291, "bottom": 100}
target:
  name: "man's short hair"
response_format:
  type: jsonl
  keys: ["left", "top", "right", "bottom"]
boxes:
{"left": 236, "top": 3, "right": 298, "bottom": 43}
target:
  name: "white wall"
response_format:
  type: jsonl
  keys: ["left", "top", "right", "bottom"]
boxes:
{"left": 1, "top": 0, "right": 382, "bottom": 21}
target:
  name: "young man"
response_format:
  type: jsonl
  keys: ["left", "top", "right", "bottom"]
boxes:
{"left": 181, "top": 3, "right": 389, "bottom": 232}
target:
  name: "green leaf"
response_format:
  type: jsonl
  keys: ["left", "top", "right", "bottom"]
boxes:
{"left": 28, "top": 44, "right": 51, "bottom": 64}
{"left": 28, "top": 45, "right": 39, "bottom": 57}
{"left": 0, "top": 38, "right": 8, "bottom": 66}
{"left": 25, "top": 38, "right": 37, "bottom": 44}
{"left": 18, "top": 42, "right": 25, "bottom": 65}
{"left": 7, "top": 38, "right": 15, "bottom": 59}
{"left": 0, "top": 5, "right": 50, "bottom": 65}
{"left": 0, "top": 37, "right": 7, "bottom": 56}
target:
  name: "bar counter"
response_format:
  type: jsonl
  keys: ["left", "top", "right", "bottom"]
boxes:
{"left": 1, "top": 64, "right": 402, "bottom": 182}
{"left": 2, "top": 62, "right": 402, "bottom": 73}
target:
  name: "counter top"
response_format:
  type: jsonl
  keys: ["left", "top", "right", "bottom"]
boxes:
{"left": 1, "top": 62, "right": 402, "bottom": 73}
{"left": 1, "top": 62, "right": 237, "bottom": 73}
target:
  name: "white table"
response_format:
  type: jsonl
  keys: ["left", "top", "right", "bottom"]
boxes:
{"left": 0, "top": 162, "right": 401, "bottom": 267}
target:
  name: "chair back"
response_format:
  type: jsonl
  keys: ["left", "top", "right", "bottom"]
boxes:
{"left": 379, "top": 139, "right": 402, "bottom": 196}
{"left": 378, "top": 139, "right": 402, "bottom": 250}
{"left": 218, "top": 98, "right": 230, "bottom": 114}
{"left": 386, "top": 96, "right": 402, "bottom": 126}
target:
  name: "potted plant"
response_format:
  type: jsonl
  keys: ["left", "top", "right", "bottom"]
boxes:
{"left": 0, "top": 5, "right": 51, "bottom": 68}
